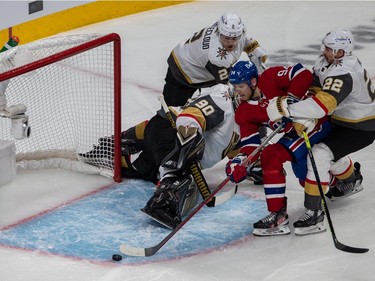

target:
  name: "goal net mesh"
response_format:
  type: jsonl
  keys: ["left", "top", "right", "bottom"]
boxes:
{"left": 0, "top": 33, "right": 122, "bottom": 181}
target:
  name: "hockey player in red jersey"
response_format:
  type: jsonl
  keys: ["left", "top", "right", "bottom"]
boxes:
{"left": 162, "top": 12, "right": 267, "bottom": 106}
{"left": 225, "top": 60, "right": 332, "bottom": 236}
{"left": 267, "top": 29, "right": 375, "bottom": 235}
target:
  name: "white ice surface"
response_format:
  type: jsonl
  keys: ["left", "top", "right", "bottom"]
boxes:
{"left": 1, "top": 1, "right": 375, "bottom": 280}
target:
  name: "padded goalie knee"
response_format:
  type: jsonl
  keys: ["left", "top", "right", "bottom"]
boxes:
{"left": 161, "top": 125, "right": 205, "bottom": 170}
{"left": 143, "top": 174, "right": 198, "bottom": 228}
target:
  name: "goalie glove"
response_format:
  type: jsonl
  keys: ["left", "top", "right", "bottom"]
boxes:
{"left": 266, "top": 96, "right": 290, "bottom": 121}
{"left": 225, "top": 153, "right": 248, "bottom": 183}
{"left": 292, "top": 118, "right": 317, "bottom": 136}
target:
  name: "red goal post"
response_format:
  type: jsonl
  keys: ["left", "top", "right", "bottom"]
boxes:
{"left": 0, "top": 33, "right": 122, "bottom": 182}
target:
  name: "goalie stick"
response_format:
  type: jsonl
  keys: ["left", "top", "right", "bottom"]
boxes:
{"left": 158, "top": 94, "right": 238, "bottom": 207}
{"left": 302, "top": 131, "right": 369, "bottom": 254}
{"left": 119, "top": 125, "right": 283, "bottom": 257}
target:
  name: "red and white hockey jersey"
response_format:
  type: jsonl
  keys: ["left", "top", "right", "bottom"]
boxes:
{"left": 236, "top": 64, "right": 313, "bottom": 157}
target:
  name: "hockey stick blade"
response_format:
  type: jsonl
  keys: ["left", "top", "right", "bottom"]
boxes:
{"left": 334, "top": 239, "right": 369, "bottom": 254}
{"left": 119, "top": 127, "right": 282, "bottom": 257}
{"left": 302, "top": 131, "right": 369, "bottom": 255}
{"left": 210, "top": 185, "right": 238, "bottom": 206}
{"left": 120, "top": 176, "right": 231, "bottom": 257}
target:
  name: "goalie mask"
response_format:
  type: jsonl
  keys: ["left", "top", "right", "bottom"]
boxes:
{"left": 321, "top": 29, "right": 354, "bottom": 56}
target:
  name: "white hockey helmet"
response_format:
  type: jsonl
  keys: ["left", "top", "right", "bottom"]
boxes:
{"left": 322, "top": 29, "right": 355, "bottom": 56}
{"left": 217, "top": 12, "right": 244, "bottom": 38}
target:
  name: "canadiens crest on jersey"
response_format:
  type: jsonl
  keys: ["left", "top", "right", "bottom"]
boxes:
{"left": 216, "top": 47, "right": 228, "bottom": 60}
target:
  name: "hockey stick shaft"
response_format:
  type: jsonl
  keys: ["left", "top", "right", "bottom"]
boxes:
{"left": 120, "top": 125, "right": 283, "bottom": 257}
{"left": 158, "top": 95, "right": 177, "bottom": 129}
{"left": 302, "top": 131, "right": 368, "bottom": 254}
{"left": 157, "top": 94, "right": 237, "bottom": 207}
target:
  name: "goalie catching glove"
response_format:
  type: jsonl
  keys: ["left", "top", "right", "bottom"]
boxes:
{"left": 225, "top": 153, "right": 248, "bottom": 183}
{"left": 266, "top": 96, "right": 316, "bottom": 136}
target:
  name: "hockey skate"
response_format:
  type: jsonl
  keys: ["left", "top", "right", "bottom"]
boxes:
{"left": 293, "top": 209, "right": 326, "bottom": 235}
{"left": 329, "top": 162, "right": 363, "bottom": 201}
{"left": 253, "top": 206, "right": 290, "bottom": 236}
{"left": 141, "top": 175, "right": 198, "bottom": 229}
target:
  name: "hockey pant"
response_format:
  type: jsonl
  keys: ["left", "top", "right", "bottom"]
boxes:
{"left": 163, "top": 53, "right": 218, "bottom": 106}
{"left": 123, "top": 114, "right": 176, "bottom": 184}
{"left": 261, "top": 120, "right": 332, "bottom": 212}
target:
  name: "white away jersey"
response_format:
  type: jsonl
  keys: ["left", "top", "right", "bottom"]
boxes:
{"left": 174, "top": 84, "right": 239, "bottom": 169}
{"left": 313, "top": 54, "right": 375, "bottom": 131}
{"left": 171, "top": 22, "right": 251, "bottom": 85}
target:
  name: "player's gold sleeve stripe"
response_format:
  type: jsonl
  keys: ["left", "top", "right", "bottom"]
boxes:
{"left": 171, "top": 50, "right": 193, "bottom": 84}
{"left": 179, "top": 107, "right": 206, "bottom": 131}
{"left": 315, "top": 91, "right": 337, "bottom": 114}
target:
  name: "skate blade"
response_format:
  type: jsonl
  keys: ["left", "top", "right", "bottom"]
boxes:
{"left": 140, "top": 208, "right": 174, "bottom": 229}
{"left": 330, "top": 185, "right": 364, "bottom": 202}
{"left": 294, "top": 222, "right": 326, "bottom": 236}
{"left": 253, "top": 225, "right": 291, "bottom": 236}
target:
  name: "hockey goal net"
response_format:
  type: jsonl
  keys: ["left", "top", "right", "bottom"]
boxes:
{"left": 0, "top": 33, "right": 122, "bottom": 182}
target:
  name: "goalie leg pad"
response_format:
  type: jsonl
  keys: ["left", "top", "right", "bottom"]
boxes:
{"left": 142, "top": 174, "right": 198, "bottom": 228}
{"left": 161, "top": 126, "right": 205, "bottom": 170}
